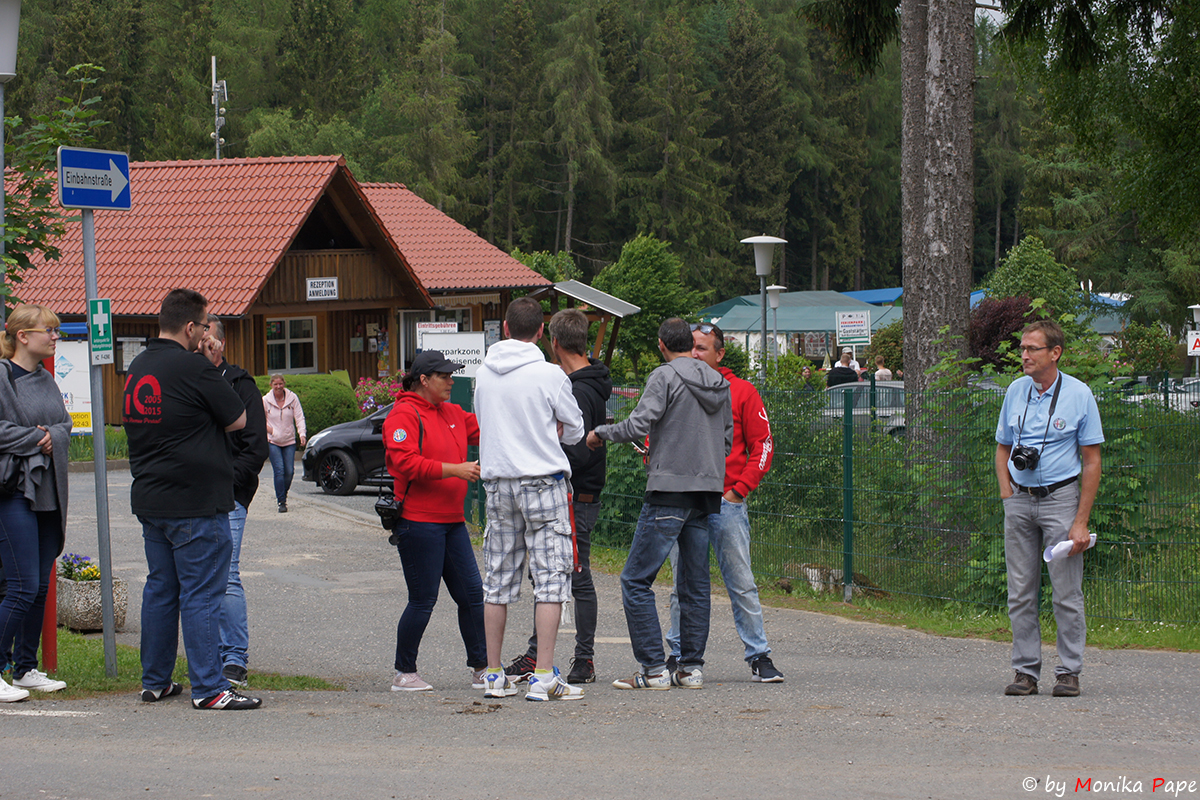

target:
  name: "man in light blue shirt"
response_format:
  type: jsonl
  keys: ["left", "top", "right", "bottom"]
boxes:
{"left": 995, "top": 320, "right": 1103, "bottom": 698}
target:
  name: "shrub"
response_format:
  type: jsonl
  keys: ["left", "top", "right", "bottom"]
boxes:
{"left": 969, "top": 295, "right": 1036, "bottom": 371}
{"left": 1116, "top": 322, "right": 1179, "bottom": 375}
{"left": 721, "top": 341, "right": 751, "bottom": 380}
{"left": 254, "top": 374, "right": 361, "bottom": 435}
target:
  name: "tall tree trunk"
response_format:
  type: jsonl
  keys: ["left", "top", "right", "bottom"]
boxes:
{"left": 564, "top": 161, "right": 576, "bottom": 256}
{"left": 901, "top": 0, "right": 974, "bottom": 404}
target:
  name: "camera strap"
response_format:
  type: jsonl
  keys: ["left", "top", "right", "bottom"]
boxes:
{"left": 1015, "top": 372, "right": 1063, "bottom": 451}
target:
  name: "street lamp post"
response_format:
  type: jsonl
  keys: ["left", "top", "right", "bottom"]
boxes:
{"left": 767, "top": 284, "right": 785, "bottom": 365}
{"left": 1, "top": 0, "right": 23, "bottom": 326}
{"left": 741, "top": 235, "right": 786, "bottom": 380}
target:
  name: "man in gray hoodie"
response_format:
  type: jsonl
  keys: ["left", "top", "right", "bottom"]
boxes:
{"left": 587, "top": 317, "right": 732, "bottom": 691}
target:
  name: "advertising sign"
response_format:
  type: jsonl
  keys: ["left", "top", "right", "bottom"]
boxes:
{"left": 54, "top": 341, "right": 93, "bottom": 434}
{"left": 1188, "top": 331, "right": 1200, "bottom": 357}
{"left": 836, "top": 310, "right": 871, "bottom": 346}
{"left": 421, "top": 332, "right": 486, "bottom": 378}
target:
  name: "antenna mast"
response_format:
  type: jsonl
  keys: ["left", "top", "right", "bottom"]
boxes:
{"left": 211, "top": 56, "right": 228, "bottom": 158}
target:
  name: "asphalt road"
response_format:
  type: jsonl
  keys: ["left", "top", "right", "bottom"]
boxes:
{"left": 0, "top": 466, "right": 1196, "bottom": 799}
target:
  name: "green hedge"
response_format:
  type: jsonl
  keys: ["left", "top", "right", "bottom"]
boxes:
{"left": 255, "top": 374, "right": 362, "bottom": 436}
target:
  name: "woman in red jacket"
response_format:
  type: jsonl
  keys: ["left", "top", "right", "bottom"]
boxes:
{"left": 383, "top": 350, "right": 484, "bottom": 692}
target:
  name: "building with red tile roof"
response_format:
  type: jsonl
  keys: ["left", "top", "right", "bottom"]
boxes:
{"left": 15, "top": 156, "right": 551, "bottom": 423}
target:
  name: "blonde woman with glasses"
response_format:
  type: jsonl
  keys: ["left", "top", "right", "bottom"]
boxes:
{"left": 0, "top": 305, "right": 72, "bottom": 702}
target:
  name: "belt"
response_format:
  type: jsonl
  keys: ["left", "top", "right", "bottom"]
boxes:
{"left": 1014, "top": 475, "right": 1078, "bottom": 498}
{"left": 575, "top": 493, "right": 598, "bottom": 504}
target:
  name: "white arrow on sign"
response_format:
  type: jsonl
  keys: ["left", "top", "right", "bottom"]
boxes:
{"left": 62, "top": 159, "right": 129, "bottom": 202}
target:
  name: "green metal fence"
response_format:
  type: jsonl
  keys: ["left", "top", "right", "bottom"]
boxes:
{"left": 592, "top": 378, "right": 1200, "bottom": 624}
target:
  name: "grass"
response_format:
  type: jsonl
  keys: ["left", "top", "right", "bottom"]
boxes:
{"left": 591, "top": 545, "right": 1200, "bottom": 652}
{"left": 67, "top": 426, "right": 129, "bottom": 462}
{"left": 20, "top": 629, "right": 339, "bottom": 699}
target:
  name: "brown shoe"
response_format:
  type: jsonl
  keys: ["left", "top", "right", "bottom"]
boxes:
{"left": 1004, "top": 671, "right": 1038, "bottom": 696}
{"left": 1052, "top": 674, "right": 1080, "bottom": 697}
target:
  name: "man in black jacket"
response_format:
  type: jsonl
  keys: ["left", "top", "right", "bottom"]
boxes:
{"left": 505, "top": 309, "right": 611, "bottom": 685}
{"left": 202, "top": 314, "right": 270, "bottom": 688}
{"left": 826, "top": 349, "right": 861, "bottom": 388}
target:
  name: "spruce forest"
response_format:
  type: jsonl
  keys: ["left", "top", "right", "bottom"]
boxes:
{"left": 5, "top": 0, "right": 1198, "bottom": 318}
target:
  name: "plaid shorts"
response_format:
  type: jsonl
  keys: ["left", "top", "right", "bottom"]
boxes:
{"left": 482, "top": 475, "right": 574, "bottom": 605}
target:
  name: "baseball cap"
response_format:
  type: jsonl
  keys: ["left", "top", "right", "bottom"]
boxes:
{"left": 405, "top": 350, "right": 464, "bottom": 379}
{"left": 842, "top": 347, "right": 853, "bottom": 354}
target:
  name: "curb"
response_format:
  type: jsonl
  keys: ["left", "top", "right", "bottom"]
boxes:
{"left": 69, "top": 459, "right": 130, "bottom": 473}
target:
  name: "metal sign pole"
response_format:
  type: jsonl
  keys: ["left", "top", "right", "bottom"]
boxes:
{"left": 81, "top": 208, "right": 117, "bottom": 676}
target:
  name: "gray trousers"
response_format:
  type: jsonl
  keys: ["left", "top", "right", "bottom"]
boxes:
{"left": 1004, "top": 481, "right": 1086, "bottom": 678}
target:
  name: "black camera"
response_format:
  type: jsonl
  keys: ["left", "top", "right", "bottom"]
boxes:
{"left": 1010, "top": 445, "right": 1041, "bottom": 471}
{"left": 375, "top": 492, "right": 403, "bottom": 545}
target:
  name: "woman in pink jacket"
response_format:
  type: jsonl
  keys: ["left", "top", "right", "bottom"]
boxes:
{"left": 262, "top": 375, "right": 306, "bottom": 513}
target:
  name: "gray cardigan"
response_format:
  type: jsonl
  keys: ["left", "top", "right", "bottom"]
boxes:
{"left": 0, "top": 360, "right": 72, "bottom": 548}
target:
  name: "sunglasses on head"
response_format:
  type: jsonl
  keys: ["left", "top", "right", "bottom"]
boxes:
{"left": 690, "top": 323, "right": 715, "bottom": 334}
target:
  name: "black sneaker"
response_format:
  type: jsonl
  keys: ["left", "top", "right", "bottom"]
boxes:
{"left": 566, "top": 658, "right": 595, "bottom": 684}
{"left": 140, "top": 682, "right": 183, "bottom": 703}
{"left": 278, "top": 502, "right": 288, "bottom": 513}
{"left": 665, "top": 655, "right": 678, "bottom": 674}
{"left": 750, "top": 656, "right": 785, "bottom": 683}
{"left": 504, "top": 654, "right": 537, "bottom": 684}
{"left": 193, "top": 688, "right": 263, "bottom": 710}
{"left": 1052, "top": 674, "right": 1080, "bottom": 697}
{"left": 223, "top": 663, "right": 249, "bottom": 687}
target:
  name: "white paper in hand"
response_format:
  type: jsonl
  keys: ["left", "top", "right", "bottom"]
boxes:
{"left": 1043, "top": 533, "right": 1097, "bottom": 562}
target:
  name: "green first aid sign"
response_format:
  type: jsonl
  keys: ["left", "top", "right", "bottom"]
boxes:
{"left": 88, "top": 298, "right": 114, "bottom": 365}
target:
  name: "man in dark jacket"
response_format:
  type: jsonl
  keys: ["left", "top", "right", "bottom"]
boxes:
{"left": 202, "top": 314, "right": 270, "bottom": 688}
{"left": 825, "top": 349, "right": 860, "bottom": 388}
{"left": 506, "top": 309, "right": 611, "bottom": 685}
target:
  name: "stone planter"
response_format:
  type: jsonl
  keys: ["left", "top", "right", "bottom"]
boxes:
{"left": 57, "top": 577, "right": 127, "bottom": 632}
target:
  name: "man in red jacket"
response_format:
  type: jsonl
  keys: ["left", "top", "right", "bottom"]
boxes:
{"left": 665, "top": 322, "right": 784, "bottom": 683}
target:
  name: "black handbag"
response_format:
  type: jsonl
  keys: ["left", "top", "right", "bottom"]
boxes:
{"left": 378, "top": 402, "right": 423, "bottom": 546}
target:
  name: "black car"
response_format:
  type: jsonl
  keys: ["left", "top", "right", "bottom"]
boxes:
{"left": 302, "top": 403, "right": 394, "bottom": 494}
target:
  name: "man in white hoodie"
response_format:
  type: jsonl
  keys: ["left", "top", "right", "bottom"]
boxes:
{"left": 474, "top": 297, "right": 586, "bottom": 701}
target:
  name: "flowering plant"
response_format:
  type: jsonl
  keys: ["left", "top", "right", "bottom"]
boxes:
{"left": 60, "top": 553, "right": 101, "bottom": 581}
{"left": 355, "top": 376, "right": 402, "bottom": 415}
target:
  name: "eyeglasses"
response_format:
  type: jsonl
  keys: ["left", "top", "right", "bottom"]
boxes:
{"left": 21, "top": 327, "right": 62, "bottom": 338}
{"left": 1018, "top": 345, "right": 1050, "bottom": 354}
{"left": 690, "top": 323, "right": 715, "bottom": 334}
{"left": 190, "top": 321, "right": 211, "bottom": 332}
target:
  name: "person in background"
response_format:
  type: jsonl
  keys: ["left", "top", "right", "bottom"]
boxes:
{"left": 825, "top": 350, "right": 860, "bottom": 388}
{"left": 0, "top": 304, "right": 72, "bottom": 702}
{"left": 201, "top": 315, "right": 269, "bottom": 689}
{"left": 873, "top": 355, "right": 893, "bottom": 381}
{"left": 263, "top": 374, "right": 306, "bottom": 513}
{"left": 382, "top": 351, "right": 485, "bottom": 692}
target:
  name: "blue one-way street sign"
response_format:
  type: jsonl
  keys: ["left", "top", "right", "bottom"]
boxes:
{"left": 57, "top": 146, "right": 132, "bottom": 210}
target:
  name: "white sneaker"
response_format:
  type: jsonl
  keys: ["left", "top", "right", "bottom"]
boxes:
{"left": 13, "top": 669, "right": 67, "bottom": 693}
{"left": 483, "top": 670, "right": 518, "bottom": 698}
{"left": 0, "top": 676, "right": 31, "bottom": 703}
{"left": 525, "top": 668, "right": 584, "bottom": 701}
{"left": 670, "top": 666, "right": 703, "bottom": 689}
{"left": 391, "top": 671, "right": 432, "bottom": 692}
{"left": 612, "top": 670, "right": 671, "bottom": 690}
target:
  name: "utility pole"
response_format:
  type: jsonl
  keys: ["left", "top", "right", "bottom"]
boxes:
{"left": 211, "top": 56, "right": 227, "bottom": 158}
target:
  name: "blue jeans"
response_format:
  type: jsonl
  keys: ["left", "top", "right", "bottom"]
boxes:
{"left": 269, "top": 443, "right": 296, "bottom": 504}
{"left": 394, "top": 519, "right": 487, "bottom": 673}
{"left": 219, "top": 502, "right": 249, "bottom": 670}
{"left": 667, "top": 499, "right": 770, "bottom": 662}
{"left": 0, "top": 496, "right": 61, "bottom": 676}
{"left": 139, "top": 514, "right": 232, "bottom": 700}
{"left": 620, "top": 503, "right": 711, "bottom": 673}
